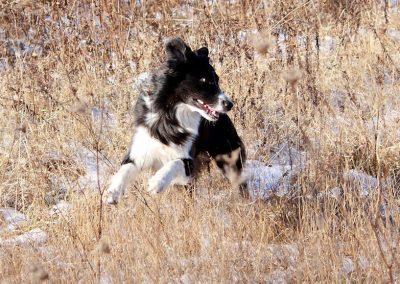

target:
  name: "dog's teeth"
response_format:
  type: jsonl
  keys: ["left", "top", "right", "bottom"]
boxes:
{"left": 201, "top": 102, "right": 219, "bottom": 118}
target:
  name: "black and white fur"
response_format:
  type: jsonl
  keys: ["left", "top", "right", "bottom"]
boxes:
{"left": 106, "top": 37, "right": 246, "bottom": 204}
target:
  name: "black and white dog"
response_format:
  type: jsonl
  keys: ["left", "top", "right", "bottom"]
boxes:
{"left": 106, "top": 37, "right": 246, "bottom": 204}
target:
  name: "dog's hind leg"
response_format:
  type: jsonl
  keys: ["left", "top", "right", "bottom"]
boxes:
{"left": 105, "top": 153, "right": 139, "bottom": 204}
{"left": 214, "top": 147, "right": 246, "bottom": 186}
{"left": 148, "top": 158, "right": 193, "bottom": 194}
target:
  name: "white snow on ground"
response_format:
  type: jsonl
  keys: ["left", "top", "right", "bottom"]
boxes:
{"left": 317, "top": 187, "right": 343, "bottom": 201}
{"left": 43, "top": 146, "right": 110, "bottom": 198}
{"left": 343, "top": 169, "right": 397, "bottom": 198}
{"left": 388, "top": 29, "right": 400, "bottom": 40}
{"left": 1, "top": 208, "right": 47, "bottom": 247}
{"left": 99, "top": 273, "right": 113, "bottom": 284}
{"left": 341, "top": 257, "right": 355, "bottom": 275}
{"left": 245, "top": 140, "right": 397, "bottom": 204}
{"left": 0, "top": 228, "right": 48, "bottom": 246}
{"left": 0, "top": 208, "right": 27, "bottom": 233}
{"left": 75, "top": 148, "right": 109, "bottom": 190}
{"left": 237, "top": 29, "right": 258, "bottom": 42}
{"left": 245, "top": 160, "right": 293, "bottom": 200}
{"left": 53, "top": 103, "right": 115, "bottom": 193}
{"left": 49, "top": 200, "right": 71, "bottom": 217}
{"left": 44, "top": 144, "right": 112, "bottom": 200}
{"left": 344, "top": 170, "right": 379, "bottom": 197}
{"left": 245, "top": 142, "right": 305, "bottom": 200}
{"left": 91, "top": 106, "right": 117, "bottom": 129}
{"left": 319, "top": 36, "right": 337, "bottom": 52}
{"left": 133, "top": 72, "right": 151, "bottom": 93}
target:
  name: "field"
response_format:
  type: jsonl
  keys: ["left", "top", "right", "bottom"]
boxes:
{"left": 1, "top": 0, "right": 400, "bottom": 282}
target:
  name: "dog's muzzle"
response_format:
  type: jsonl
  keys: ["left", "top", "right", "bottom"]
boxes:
{"left": 218, "top": 93, "right": 233, "bottom": 112}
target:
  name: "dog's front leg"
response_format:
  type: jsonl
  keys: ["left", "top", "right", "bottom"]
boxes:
{"left": 106, "top": 154, "right": 139, "bottom": 204}
{"left": 148, "top": 158, "right": 193, "bottom": 194}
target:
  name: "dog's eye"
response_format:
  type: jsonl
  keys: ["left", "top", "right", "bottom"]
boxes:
{"left": 200, "top": 77, "right": 216, "bottom": 86}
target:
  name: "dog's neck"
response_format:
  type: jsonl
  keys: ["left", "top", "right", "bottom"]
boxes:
{"left": 175, "top": 103, "right": 201, "bottom": 135}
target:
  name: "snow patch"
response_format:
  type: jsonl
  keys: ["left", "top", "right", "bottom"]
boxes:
{"left": 0, "top": 228, "right": 48, "bottom": 246}
{"left": 388, "top": 29, "right": 400, "bottom": 41}
{"left": 245, "top": 142, "right": 305, "bottom": 200}
{"left": 133, "top": 72, "right": 152, "bottom": 93}
{"left": 344, "top": 170, "right": 378, "bottom": 197}
{"left": 99, "top": 273, "right": 113, "bottom": 284}
{"left": 49, "top": 200, "right": 71, "bottom": 217}
{"left": 91, "top": 105, "right": 116, "bottom": 128}
{"left": 341, "top": 257, "right": 354, "bottom": 275}
{"left": 319, "top": 36, "right": 337, "bottom": 51}
{"left": 76, "top": 148, "right": 109, "bottom": 190}
{"left": 0, "top": 208, "right": 27, "bottom": 233}
{"left": 245, "top": 160, "right": 293, "bottom": 200}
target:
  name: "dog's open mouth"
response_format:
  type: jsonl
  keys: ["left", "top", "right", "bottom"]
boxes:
{"left": 195, "top": 99, "right": 219, "bottom": 120}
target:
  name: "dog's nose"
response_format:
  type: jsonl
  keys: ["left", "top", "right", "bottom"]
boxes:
{"left": 222, "top": 99, "right": 233, "bottom": 111}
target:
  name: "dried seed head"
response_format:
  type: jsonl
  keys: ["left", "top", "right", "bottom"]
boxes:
{"left": 31, "top": 265, "right": 49, "bottom": 283}
{"left": 283, "top": 68, "right": 302, "bottom": 87}
{"left": 99, "top": 240, "right": 111, "bottom": 254}
{"left": 251, "top": 32, "right": 273, "bottom": 55}
{"left": 70, "top": 101, "right": 89, "bottom": 114}
{"left": 16, "top": 123, "right": 27, "bottom": 133}
{"left": 378, "top": 25, "right": 387, "bottom": 35}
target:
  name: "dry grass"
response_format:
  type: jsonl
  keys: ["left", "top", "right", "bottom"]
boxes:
{"left": 1, "top": 0, "right": 400, "bottom": 282}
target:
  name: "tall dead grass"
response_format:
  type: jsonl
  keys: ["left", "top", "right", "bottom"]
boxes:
{"left": 0, "top": 0, "right": 400, "bottom": 282}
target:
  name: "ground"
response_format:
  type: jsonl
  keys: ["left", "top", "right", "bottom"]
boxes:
{"left": 0, "top": 0, "right": 400, "bottom": 283}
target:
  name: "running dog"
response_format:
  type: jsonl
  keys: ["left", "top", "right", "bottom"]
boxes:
{"left": 106, "top": 37, "right": 246, "bottom": 204}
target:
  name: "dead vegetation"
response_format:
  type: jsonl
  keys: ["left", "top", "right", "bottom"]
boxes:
{"left": 0, "top": 0, "right": 400, "bottom": 282}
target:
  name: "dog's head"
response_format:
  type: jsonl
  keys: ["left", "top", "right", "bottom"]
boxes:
{"left": 163, "top": 37, "right": 233, "bottom": 121}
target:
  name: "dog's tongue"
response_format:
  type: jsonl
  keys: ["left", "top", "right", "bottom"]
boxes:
{"left": 204, "top": 104, "right": 217, "bottom": 116}
{"left": 196, "top": 99, "right": 219, "bottom": 118}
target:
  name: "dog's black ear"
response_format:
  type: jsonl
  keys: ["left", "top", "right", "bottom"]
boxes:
{"left": 164, "top": 37, "right": 192, "bottom": 63}
{"left": 196, "top": 47, "right": 209, "bottom": 57}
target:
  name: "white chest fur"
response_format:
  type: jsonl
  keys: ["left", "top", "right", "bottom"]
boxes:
{"left": 130, "top": 103, "right": 201, "bottom": 170}
{"left": 175, "top": 103, "right": 201, "bottom": 134}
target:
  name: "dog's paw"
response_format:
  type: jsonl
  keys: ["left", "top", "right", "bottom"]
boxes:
{"left": 104, "top": 187, "right": 123, "bottom": 205}
{"left": 148, "top": 176, "right": 168, "bottom": 194}
{"left": 104, "top": 192, "right": 119, "bottom": 205}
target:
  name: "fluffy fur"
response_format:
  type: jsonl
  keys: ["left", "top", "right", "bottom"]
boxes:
{"left": 106, "top": 37, "right": 246, "bottom": 204}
